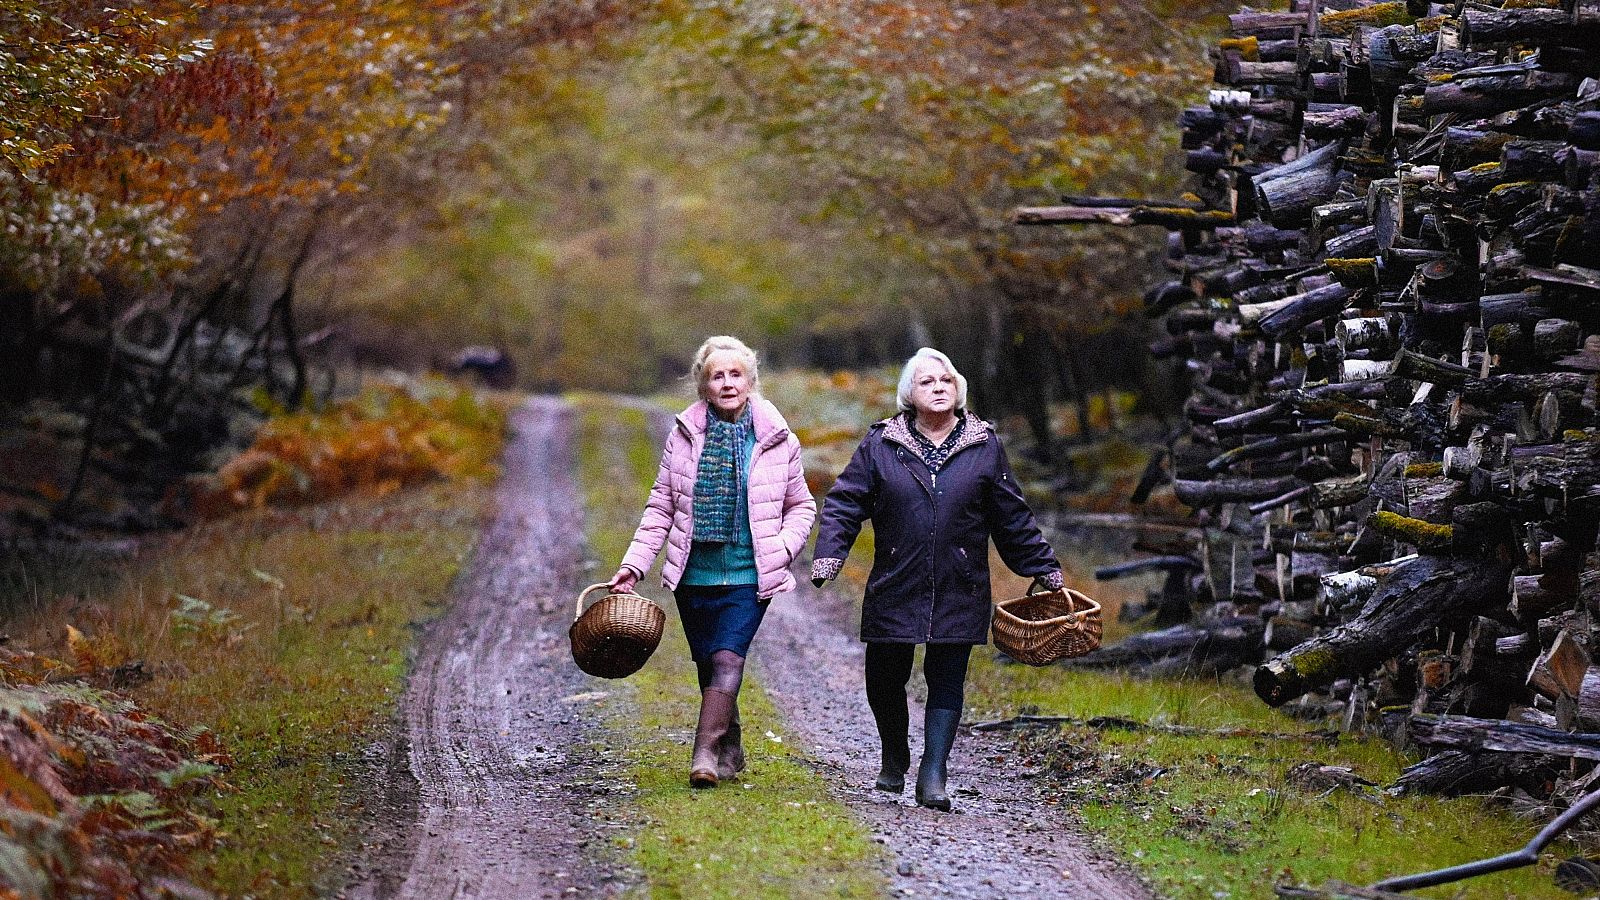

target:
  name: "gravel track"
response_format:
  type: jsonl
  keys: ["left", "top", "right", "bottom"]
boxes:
{"left": 347, "top": 396, "right": 628, "bottom": 900}
{"left": 756, "top": 577, "right": 1153, "bottom": 899}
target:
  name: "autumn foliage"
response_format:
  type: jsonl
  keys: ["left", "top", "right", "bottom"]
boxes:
{"left": 0, "top": 646, "right": 226, "bottom": 898}
{"left": 191, "top": 379, "right": 506, "bottom": 517}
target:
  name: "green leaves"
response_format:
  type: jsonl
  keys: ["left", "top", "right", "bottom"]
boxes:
{"left": 652, "top": 0, "right": 1228, "bottom": 331}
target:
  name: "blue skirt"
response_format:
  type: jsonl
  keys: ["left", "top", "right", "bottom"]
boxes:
{"left": 674, "top": 583, "right": 767, "bottom": 661}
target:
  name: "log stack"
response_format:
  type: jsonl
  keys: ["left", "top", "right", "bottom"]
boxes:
{"left": 1018, "top": 0, "right": 1600, "bottom": 790}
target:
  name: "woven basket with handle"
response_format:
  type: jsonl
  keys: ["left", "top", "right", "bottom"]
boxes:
{"left": 992, "top": 583, "right": 1103, "bottom": 666}
{"left": 569, "top": 582, "right": 666, "bottom": 679}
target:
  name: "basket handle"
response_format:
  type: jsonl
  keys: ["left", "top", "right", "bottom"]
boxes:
{"left": 576, "top": 582, "right": 616, "bottom": 622}
{"left": 995, "top": 590, "right": 1102, "bottom": 628}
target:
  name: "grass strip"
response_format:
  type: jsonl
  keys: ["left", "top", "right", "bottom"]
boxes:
{"left": 964, "top": 661, "right": 1575, "bottom": 899}
{"left": 569, "top": 393, "right": 884, "bottom": 899}
{"left": 6, "top": 458, "right": 497, "bottom": 896}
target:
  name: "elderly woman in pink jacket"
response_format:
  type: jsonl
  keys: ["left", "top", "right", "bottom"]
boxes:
{"left": 609, "top": 335, "right": 816, "bottom": 788}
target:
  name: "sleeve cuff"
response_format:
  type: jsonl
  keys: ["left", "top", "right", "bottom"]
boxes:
{"left": 622, "top": 563, "right": 644, "bottom": 580}
{"left": 811, "top": 557, "right": 844, "bottom": 582}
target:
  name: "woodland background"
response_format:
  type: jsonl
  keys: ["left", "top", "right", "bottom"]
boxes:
{"left": 0, "top": 0, "right": 1233, "bottom": 528}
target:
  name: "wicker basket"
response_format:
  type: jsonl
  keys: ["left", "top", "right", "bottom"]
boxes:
{"left": 570, "top": 582, "right": 666, "bottom": 679}
{"left": 992, "top": 586, "right": 1103, "bottom": 666}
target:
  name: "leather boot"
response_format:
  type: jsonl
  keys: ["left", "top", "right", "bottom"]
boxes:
{"left": 915, "top": 708, "right": 960, "bottom": 811}
{"left": 716, "top": 699, "right": 746, "bottom": 780}
{"left": 690, "top": 688, "right": 736, "bottom": 788}
{"left": 871, "top": 699, "right": 911, "bottom": 794}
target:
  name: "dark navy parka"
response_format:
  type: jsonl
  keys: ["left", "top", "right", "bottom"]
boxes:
{"left": 813, "top": 414, "right": 1061, "bottom": 644}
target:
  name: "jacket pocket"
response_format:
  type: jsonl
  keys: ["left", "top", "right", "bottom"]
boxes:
{"left": 953, "top": 546, "right": 983, "bottom": 588}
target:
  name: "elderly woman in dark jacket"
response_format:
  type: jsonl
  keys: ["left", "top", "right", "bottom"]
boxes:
{"left": 810, "top": 348, "right": 1064, "bottom": 811}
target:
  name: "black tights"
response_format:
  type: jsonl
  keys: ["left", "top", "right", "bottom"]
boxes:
{"left": 864, "top": 643, "right": 973, "bottom": 714}
{"left": 695, "top": 649, "right": 746, "bottom": 694}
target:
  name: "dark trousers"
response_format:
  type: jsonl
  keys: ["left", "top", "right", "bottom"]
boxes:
{"left": 864, "top": 642, "right": 974, "bottom": 713}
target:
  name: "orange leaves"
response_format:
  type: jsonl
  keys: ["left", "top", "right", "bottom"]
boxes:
{"left": 0, "top": 676, "right": 226, "bottom": 895}
{"left": 192, "top": 379, "right": 505, "bottom": 517}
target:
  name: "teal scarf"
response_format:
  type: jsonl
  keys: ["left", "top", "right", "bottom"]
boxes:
{"left": 693, "top": 405, "right": 752, "bottom": 542}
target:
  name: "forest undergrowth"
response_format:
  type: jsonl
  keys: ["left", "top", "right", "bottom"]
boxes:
{"left": 0, "top": 380, "right": 505, "bottom": 897}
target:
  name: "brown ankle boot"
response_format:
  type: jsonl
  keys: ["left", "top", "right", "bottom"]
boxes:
{"left": 717, "top": 700, "right": 746, "bottom": 780}
{"left": 690, "top": 688, "right": 736, "bottom": 788}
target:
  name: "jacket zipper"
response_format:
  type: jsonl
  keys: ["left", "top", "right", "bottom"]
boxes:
{"left": 884, "top": 426, "right": 984, "bottom": 642}
{"left": 893, "top": 447, "right": 938, "bottom": 642}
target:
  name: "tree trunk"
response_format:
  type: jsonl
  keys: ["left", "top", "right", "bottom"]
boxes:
{"left": 0, "top": 277, "right": 38, "bottom": 405}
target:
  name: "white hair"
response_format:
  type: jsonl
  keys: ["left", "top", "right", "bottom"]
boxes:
{"left": 690, "top": 335, "right": 761, "bottom": 400}
{"left": 896, "top": 347, "right": 968, "bottom": 412}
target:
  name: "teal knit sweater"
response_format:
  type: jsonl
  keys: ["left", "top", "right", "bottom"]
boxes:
{"left": 680, "top": 426, "right": 758, "bottom": 586}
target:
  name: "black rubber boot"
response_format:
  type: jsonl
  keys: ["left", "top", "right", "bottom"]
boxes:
{"left": 866, "top": 682, "right": 911, "bottom": 793}
{"left": 873, "top": 709, "right": 911, "bottom": 793}
{"left": 915, "top": 708, "right": 960, "bottom": 811}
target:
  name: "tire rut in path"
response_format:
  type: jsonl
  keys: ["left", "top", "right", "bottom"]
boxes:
{"left": 756, "top": 578, "right": 1153, "bottom": 900}
{"left": 347, "top": 396, "right": 627, "bottom": 900}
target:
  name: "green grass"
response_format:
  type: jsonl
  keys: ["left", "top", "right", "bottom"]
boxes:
{"left": 5, "top": 477, "right": 494, "bottom": 898}
{"left": 964, "top": 661, "right": 1576, "bottom": 899}
{"left": 569, "top": 392, "right": 885, "bottom": 899}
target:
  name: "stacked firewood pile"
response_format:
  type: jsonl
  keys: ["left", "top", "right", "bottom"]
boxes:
{"left": 1018, "top": 0, "right": 1600, "bottom": 790}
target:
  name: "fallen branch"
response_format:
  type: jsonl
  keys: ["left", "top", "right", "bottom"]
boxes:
{"left": 1409, "top": 713, "right": 1600, "bottom": 761}
{"left": 1370, "top": 786, "right": 1600, "bottom": 892}
{"left": 968, "top": 714, "right": 1339, "bottom": 743}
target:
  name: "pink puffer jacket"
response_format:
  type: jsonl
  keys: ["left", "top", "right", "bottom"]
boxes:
{"left": 621, "top": 397, "right": 816, "bottom": 599}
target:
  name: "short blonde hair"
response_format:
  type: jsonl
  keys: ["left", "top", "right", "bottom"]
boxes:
{"left": 690, "top": 336, "right": 761, "bottom": 401}
{"left": 896, "top": 347, "right": 968, "bottom": 411}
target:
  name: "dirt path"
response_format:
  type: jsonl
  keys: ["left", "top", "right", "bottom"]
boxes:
{"left": 756, "top": 578, "right": 1153, "bottom": 899}
{"left": 347, "top": 396, "right": 628, "bottom": 899}
{"left": 348, "top": 394, "right": 1148, "bottom": 899}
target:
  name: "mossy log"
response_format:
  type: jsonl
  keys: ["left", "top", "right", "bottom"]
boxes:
{"left": 1319, "top": 2, "right": 1412, "bottom": 37}
{"left": 1365, "top": 510, "right": 1456, "bottom": 551}
{"left": 1326, "top": 257, "right": 1378, "bottom": 287}
{"left": 1254, "top": 555, "right": 1513, "bottom": 706}
{"left": 1442, "top": 127, "right": 1516, "bottom": 170}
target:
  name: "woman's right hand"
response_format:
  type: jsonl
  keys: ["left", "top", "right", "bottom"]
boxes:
{"left": 609, "top": 566, "right": 639, "bottom": 594}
